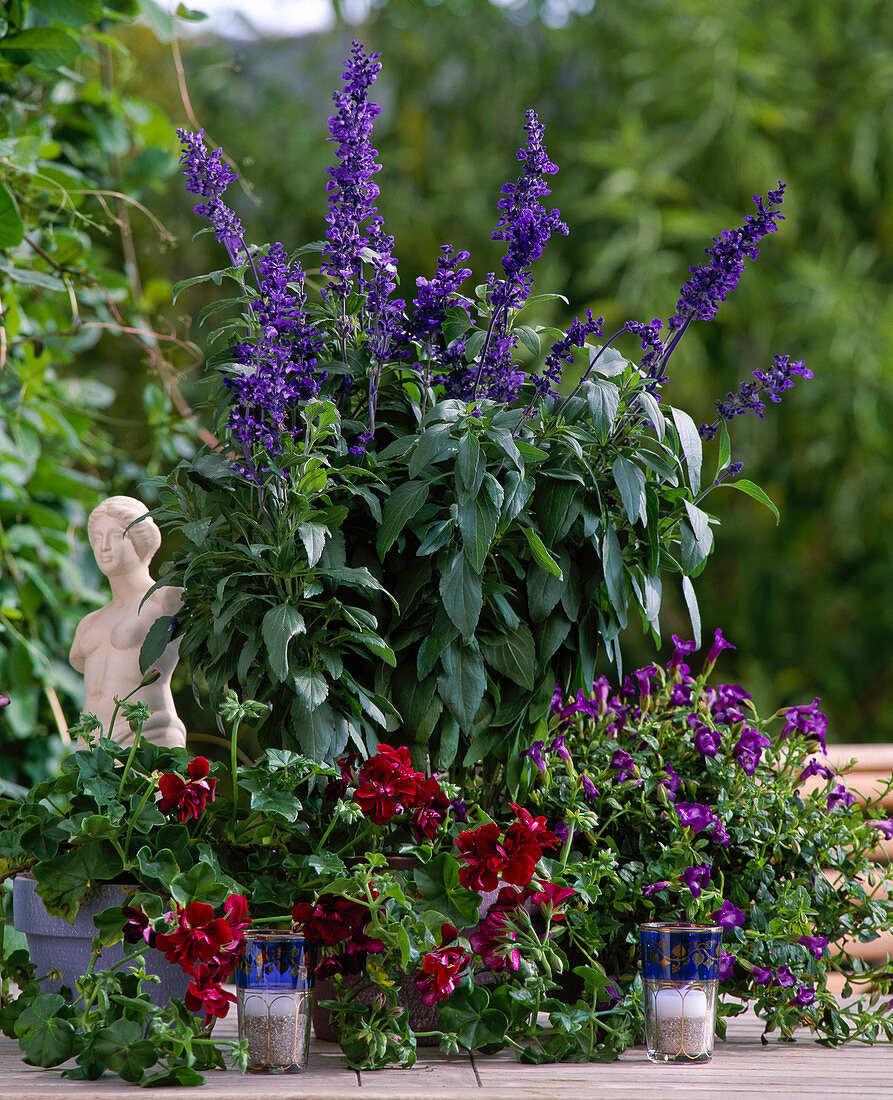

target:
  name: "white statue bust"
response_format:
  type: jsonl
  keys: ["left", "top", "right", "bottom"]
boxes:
{"left": 69, "top": 496, "right": 186, "bottom": 749}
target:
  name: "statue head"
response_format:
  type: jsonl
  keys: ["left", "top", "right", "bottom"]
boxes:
{"left": 87, "top": 496, "right": 161, "bottom": 578}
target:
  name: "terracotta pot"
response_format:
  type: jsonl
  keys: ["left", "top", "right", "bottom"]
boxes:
{"left": 12, "top": 875, "right": 190, "bottom": 1007}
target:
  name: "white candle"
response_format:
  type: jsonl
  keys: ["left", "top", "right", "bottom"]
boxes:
{"left": 653, "top": 984, "right": 708, "bottom": 1019}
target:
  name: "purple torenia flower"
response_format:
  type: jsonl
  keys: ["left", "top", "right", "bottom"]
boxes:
{"left": 674, "top": 802, "right": 715, "bottom": 835}
{"left": 611, "top": 749, "right": 636, "bottom": 783}
{"left": 690, "top": 716, "right": 722, "bottom": 758}
{"left": 752, "top": 965, "right": 773, "bottom": 985}
{"left": 544, "top": 733, "right": 571, "bottom": 763}
{"left": 177, "top": 129, "right": 244, "bottom": 257}
{"left": 826, "top": 783, "right": 856, "bottom": 811}
{"left": 869, "top": 818, "right": 893, "bottom": 839}
{"left": 706, "top": 628, "right": 735, "bottom": 668}
{"left": 680, "top": 864, "right": 712, "bottom": 898}
{"left": 668, "top": 635, "right": 697, "bottom": 677}
{"left": 321, "top": 42, "right": 383, "bottom": 302}
{"left": 670, "top": 182, "right": 785, "bottom": 330}
{"left": 622, "top": 665, "right": 659, "bottom": 699}
{"left": 669, "top": 682, "right": 693, "bottom": 708}
{"left": 450, "top": 798, "right": 467, "bottom": 823}
{"left": 781, "top": 697, "right": 829, "bottom": 753}
{"left": 793, "top": 985, "right": 815, "bottom": 1007}
{"left": 552, "top": 819, "right": 570, "bottom": 845}
{"left": 710, "top": 683, "right": 752, "bottom": 725}
{"left": 660, "top": 764, "right": 682, "bottom": 800}
{"left": 717, "top": 951, "right": 736, "bottom": 981}
{"left": 797, "top": 935, "right": 828, "bottom": 959}
{"left": 581, "top": 775, "right": 600, "bottom": 806}
{"left": 797, "top": 759, "right": 836, "bottom": 784}
{"left": 520, "top": 740, "right": 546, "bottom": 774}
{"left": 774, "top": 965, "right": 796, "bottom": 989}
{"left": 642, "top": 881, "right": 670, "bottom": 899}
{"left": 709, "top": 900, "right": 746, "bottom": 929}
{"left": 732, "top": 726, "right": 771, "bottom": 776}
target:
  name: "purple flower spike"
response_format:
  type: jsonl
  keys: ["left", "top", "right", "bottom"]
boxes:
{"left": 706, "top": 628, "right": 736, "bottom": 668}
{"left": 321, "top": 42, "right": 384, "bottom": 302}
{"left": 177, "top": 129, "right": 244, "bottom": 252}
{"left": 709, "top": 900, "right": 746, "bottom": 929}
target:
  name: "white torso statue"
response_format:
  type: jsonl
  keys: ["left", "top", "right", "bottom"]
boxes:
{"left": 69, "top": 496, "right": 186, "bottom": 749}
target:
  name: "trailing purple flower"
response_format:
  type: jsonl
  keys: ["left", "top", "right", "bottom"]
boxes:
{"left": 732, "top": 726, "right": 770, "bottom": 776}
{"left": 797, "top": 759, "right": 836, "bottom": 784}
{"left": 826, "top": 782, "right": 855, "bottom": 812}
{"left": 642, "top": 881, "right": 670, "bottom": 899}
{"left": 680, "top": 864, "right": 711, "bottom": 898}
{"left": 706, "top": 628, "right": 735, "bottom": 669}
{"left": 520, "top": 739, "right": 546, "bottom": 774}
{"left": 709, "top": 899, "right": 746, "bottom": 929}
{"left": 610, "top": 749, "right": 636, "bottom": 783}
{"left": 781, "top": 697, "right": 829, "bottom": 753}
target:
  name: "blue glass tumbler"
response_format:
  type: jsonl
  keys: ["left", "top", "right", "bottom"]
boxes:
{"left": 236, "top": 932, "right": 314, "bottom": 1073}
{"left": 639, "top": 922, "right": 723, "bottom": 1063}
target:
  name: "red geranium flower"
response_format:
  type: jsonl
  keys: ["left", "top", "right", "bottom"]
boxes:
{"left": 158, "top": 756, "right": 216, "bottom": 822}
{"left": 530, "top": 882, "right": 577, "bottom": 920}
{"left": 455, "top": 822, "right": 504, "bottom": 892}
{"left": 414, "top": 945, "right": 471, "bottom": 1006}
{"left": 411, "top": 776, "right": 450, "bottom": 842}
{"left": 184, "top": 962, "right": 236, "bottom": 1023}
{"left": 510, "top": 803, "right": 560, "bottom": 850}
{"left": 353, "top": 746, "right": 422, "bottom": 823}
{"left": 325, "top": 752, "right": 361, "bottom": 800}
{"left": 155, "top": 900, "right": 239, "bottom": 974}
{"left": 291, "top": 894, "right": 369, "bottom": 946}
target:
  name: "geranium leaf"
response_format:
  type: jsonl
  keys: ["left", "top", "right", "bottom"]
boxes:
{"left": 15, "top": 995, "right": 76, "bottom": 1066}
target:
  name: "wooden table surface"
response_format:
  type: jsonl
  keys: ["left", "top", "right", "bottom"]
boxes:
{"left": 2, "top": 1007, "right": 892, "bottom": 1100}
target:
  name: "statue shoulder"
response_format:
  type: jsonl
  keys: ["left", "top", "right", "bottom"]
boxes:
{"left": 144, "top": 585, "right": 184, "bottom": 615}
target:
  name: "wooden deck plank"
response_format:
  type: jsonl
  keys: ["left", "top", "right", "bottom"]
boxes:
{"left": 2, "top": 1012, "right": 892, "bottom": 1099}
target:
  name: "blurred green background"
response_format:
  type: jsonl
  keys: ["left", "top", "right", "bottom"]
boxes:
{"left": 2, "top": 0, "right": 891, "bottom": 781}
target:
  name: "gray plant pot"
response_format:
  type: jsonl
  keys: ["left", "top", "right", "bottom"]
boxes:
{"left": 12, "top": 875, "right": 190, "bottom": 1007}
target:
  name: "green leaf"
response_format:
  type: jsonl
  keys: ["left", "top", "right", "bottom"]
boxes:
{"left": 612, "top": 456, "right": 647, "bottom": 525}
{"left": 15, "top": 995, "right": 76, "bottom": 1067}
{"left": 588, "top": 344, "right": 630, "bottom": 377}
{"left": 670, "top": 406, "right": 703, "bottom": 495}
{"left": 481, "top": 622, "right": 536, "bottom": 690}
{"left": 297, "top": 522, "right": 327, "bottom": 567}
{"left": 437, "top": 642, "right": 485, "bottom": 733}
{"left": 584, "top": 379, "right": 621, "bottom": 439}
{"left": 523, "top": 527, "right": 563, "bottom": 579}
{"left": 515, "top": 324, "right": 541, "bottom": 357}
{"left": 602, "top": 524, "right": 627, "bottom": 627}
{"left": 0, "top": 183, "right": 24, "bottom": 248}
{"left": 33, "top": 844, "right": 123, "bottom": 921}
{"left": 138, "top": 614, "right": 173, "bottom": 675}
{"left": 635, "top": 389, "right": 665, "bottom": 441}
{"left": 439, "top": 551, "right": 482, "bottom": 638}
{"left": 408, "top": 426, "right": 457, "bottom": 477}
{"left": 30, "top": 0, "right": 102, "bottom": 27}
{"left": 680, "top": 500, "right": 714, "bottom": 573}
{"left": 292, "top": 668, "right": 329, "bottom": 708}
{"left": 417, "top": 607, "right": 459, "bottom": 678}
{"left": 376, "top": 480, "right": 430, "bottom": 557}
{"left": 681, "top": 575, "right": 702, "bottom": 647}
{"left": 535, "top": 480, "right": 581, "bottom": 543}
{"left": 169, "top": 859, "right": 228, "bottom": 908}
{"left": 135, "top": 846, "right": 180, "bottom": 889}
{"left": 261, "top": 604, "right": 306, "bottom": 683}
{"left": 715, "top": 420, "right": 732, "bottom": 480}
{"left": 500, "top": 470, "right": 534, "bottom": 529}
{"left": 289, "top": 696, "right": 342, "bottom": 760}
{"left": 538, "top": 613, "right": 571, "bottom": 664}
{"left": 0, "top": 28, "right": 80, "bottom": 69}
{"left": 413, "top": 854, "right": 480, "bottom": 927}
{"left": 93, "top": 1021, "right": 157, "bottom": 1083}
{"left": 458, "top": 489, "right": 499, "bottom": 572}
{"left": 722, "top": 478, "right": 780, "bottom": 524}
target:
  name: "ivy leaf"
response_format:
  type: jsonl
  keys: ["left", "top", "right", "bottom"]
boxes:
{"left": 15, "top": 994, "right": 76, "bottom": 1067}
{"left": 33, "top": 843, "right": 123, "bottom": 921}
{"left": 261, "top": 604, "right": 306, "bottom": 683}
{"left": 376, "top": 480, "right": 430, "bottom": 557}
{"left": 439, "top": 551, "right": 482, "bottom": 638}
{"left": 481, "top": 622, "right": 536, "bottom": 690}
{"left": 135, "top": 846, "right": 180, "bottom": 890}
{"left": 93, "top": 1021, "right": 158, "bottom": 1083}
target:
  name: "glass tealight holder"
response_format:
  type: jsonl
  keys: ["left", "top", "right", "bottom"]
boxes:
{"left": 639, "top": 922, "right": 723, "bottom": 1064}
{"left": 236, "top": 931, "right": 314, "bottom": 1074}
